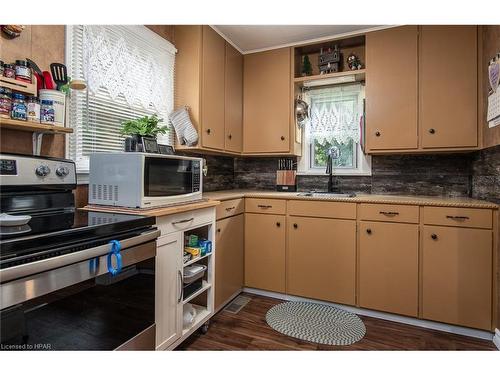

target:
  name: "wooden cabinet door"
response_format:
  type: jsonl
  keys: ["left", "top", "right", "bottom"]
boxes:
{"left": 365, "top": 26, "right": 418, "bottom": 151}
{"left": 243, "top": 48, "right": 291, "bottom": 153}
{"left": 155, "top": 233, "right": 182, "bottom": 350}
{"left": 420, "top": 26, "right": 478, "bottom": 148}
{"left": 224, "top": 42, "right": 243, "bottom": 152}
{"left": 359, "top": 221, "right": 419, "bottom": 317}
{"left": 422, "top": 226, "right": 492, "bottom": 330}
{"left": 215, "top": 214, "right": 244, "bottom": 310}
{"left": 287, "top": 217, "right": 356, "bottom": 305}
{"left": 201, "top": 25, "right": 225, "bottom": 150}
{"left": 244, "top": 213, "right": 286, "bottom": 292}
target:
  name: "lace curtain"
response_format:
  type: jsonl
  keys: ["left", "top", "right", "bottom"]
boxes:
{"left": 304, "top": 84, "right": 361, "bottom": 145}
{"left": 82, "top": 25, "right": 176, "bottom": 115}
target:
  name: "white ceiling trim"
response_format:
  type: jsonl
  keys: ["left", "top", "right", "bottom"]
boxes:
{"left": 210, "top": 25, "right": 398, "bottom": 54}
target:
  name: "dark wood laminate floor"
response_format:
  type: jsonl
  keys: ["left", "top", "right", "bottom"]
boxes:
{"left": 178, "top": 293, "right": 496, "bottom": 351}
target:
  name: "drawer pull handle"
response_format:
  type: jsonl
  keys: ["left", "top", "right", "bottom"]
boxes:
{"left": 172, "top": 218, "right": 194, "bottom": 225}
{"left": 228, "top": 134, "right": 232, "bottom": 139}
{"left": 293, "top": 223, "right": 298, "bottom": 229}
{"left": 446, "top": 215, "right": 469, "bottom": 220}
{"left": 375, "top": 131, "right": 381, "bottom": 137}
{"left": 225, "top": 206, "right": 236, "bottom": 211}
{"left": 281, "top": 136, "right": 285, "bottom": 141}
{"left": 206, "top": 128, "right": 211, "bottom": 134}
{"left": 366, "top": 228, "right": 372, "bottom": 234}
{"left": 431, "top": 233, "right": 438, "bottom": 240}
{"left": 257, "top": 205, "right": 273, "bottom": 209}
{"left": 379, "top": 211, "right": 399, "bottom": 216}
{"left": 217, "top": 228, "right": 221, "bottom": 233}
{"left": 276, "top": 222, "right": 281, "bottom": 227}
{"left": 429, "top": 128, "right": 436, "bottom": 134}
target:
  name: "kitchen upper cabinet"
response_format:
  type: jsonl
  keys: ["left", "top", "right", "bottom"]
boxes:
{"left": 419, "top": 26, "right": 478, "bottom": 149}
{"left": 201, "top": 26, "right": 226, "bottom": 150}
{"left": 215, "top": 214, "right": 244, "bottom": 310}
{"left": 422, "top": 226, "right": 492, "bottom": 330}
{"left": 359, "top": 221, "right": 419, "bottom": 317}
{"left": 287, "top": 217, "right": 356, "bottom": 305}
{"left": 156, "top": 233, "right": 182, "bottom": 350}
{"left": 366, "top": 26, "right": 418, "bottom": 151}
{"left": 174, "top": 26, "right": 241, "bottom": 153}
{"left": 244, "top": 213, "right": 286, "bottom": 293}
{"left": 224, "top": 43, "right": 243, "bottom": 152}
{"left": 243, "top": 48, "right": 292, "bottom": 154}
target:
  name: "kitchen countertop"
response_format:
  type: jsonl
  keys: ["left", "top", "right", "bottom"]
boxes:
{"left": 203, "top": 189, "right": 499, "bottom": 209}
{"left": 81, "top": 199, "right": 220, "bottom": 217}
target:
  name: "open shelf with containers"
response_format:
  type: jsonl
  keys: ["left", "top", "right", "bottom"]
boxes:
{"left": 180, "top": 223, "right": 214, "bottom": 334}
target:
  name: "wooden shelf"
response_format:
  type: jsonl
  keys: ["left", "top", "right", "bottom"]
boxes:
{"left": 183, "top": 281, "right": 211, "bottom": 304}
{"left": 183, "top": 252, "right": 212, "bottom": 268}
{"left": 0, "top": 76, "right": 37, "bottom": 96}
{"left": 0, "top": 118, "right": 73, "bottom": 134}
{"left": 294, "top": 69, "right": 366, "bottom": 85}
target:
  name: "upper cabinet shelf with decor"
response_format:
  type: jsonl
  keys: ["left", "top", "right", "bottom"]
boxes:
{"left": 292, "top": 34, "right": 366, "bottom": 81}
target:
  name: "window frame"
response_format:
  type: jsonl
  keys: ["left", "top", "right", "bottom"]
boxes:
{"left": 297, "top": 83, "right": 372, "bottom": 176}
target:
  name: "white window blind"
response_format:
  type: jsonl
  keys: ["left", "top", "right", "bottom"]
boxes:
{"left": 66, "top": 25, "right": 176, "bottom": 173}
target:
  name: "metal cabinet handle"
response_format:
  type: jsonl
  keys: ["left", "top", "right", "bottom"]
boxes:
{"left": 225, "top": 206, "right": 236, "bottom": 211}
{"left": 228, "top": 134, "right": 232, "bottom": 139}
{"left": 429, "top": 128, "right": 436, "bottom": 134}
{"left": 375, "top": 131, "right": 381, "bottom": 137}
{"left": 177, "top": 270, "right": 183, "bottom": 303}
{"left": 431, "top": 233, "right": 438, "bottom": 240}
{"left": 280, "top": 136, "right": 285, "bottom": 141}
{"left": 217, "top": 228, "right": 221, "bottom": 233}
{"left": 366, "top": 228, "right": 372, "bottom": 234}
{"left": 206, "top": 128, "right": 211, "bottom": 134}
{"left": 257, "top": 205, "right": 272, "bottom": 209}
{"left": 446, "top": 215, "right": 469, "bottom": 220}
{"left": 379, "top": 211, "right": 399, "bottom": 216}
{"left": 276, "top": 222, "right": 281, "bottom": 227}
{"left": 172, "top": 218, "right": 194, "bottom": 225}
{"left": 293, "top": 223, "right": 298, "bottom": 229}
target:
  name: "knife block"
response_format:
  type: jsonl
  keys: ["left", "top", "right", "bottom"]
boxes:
{"left": 276, "top": 170, "right": 297, "bottom": 192}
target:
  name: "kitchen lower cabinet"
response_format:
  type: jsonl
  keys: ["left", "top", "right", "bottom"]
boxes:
{"left": 244, "top": 213, "right": 286, "bottom": 293}
{"left": 287, "top": 217, "right": 356, "bottom": 305}
{"left": 359, "top": 221, "right": 419, "bottom": 317}
{"left": 155, "top": 233, "right": 182, "bottom": 350}
{"left": 422, "top": 226, "right": 492, "bottom": 330}
{"left": 215, "top": 214, "right": 244, "bottom": 310}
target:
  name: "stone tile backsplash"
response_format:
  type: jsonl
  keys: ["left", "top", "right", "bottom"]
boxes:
{"left": 202, "top": 145, "right": 499, "bottom": 202}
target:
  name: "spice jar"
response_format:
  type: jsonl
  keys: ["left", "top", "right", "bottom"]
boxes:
{"left": 4, "top": 64, "right": 15, "bottom": 79}
{"left": 0, "top": 61, "right": 4, "bottom": 76}
{"left": 0, "top": 87, "right": 12, "bottom": 119}
{"left": 41, "top": 99, "right": 55, "bottom": 124}
{"left": 15, "top": 60, "right": 32, "bottom": 83}
{"left": 11, "top": 93, "right": 27, "bottom": 121}
{"left": 27, "top": 96, "right": 40, "bottom": 123}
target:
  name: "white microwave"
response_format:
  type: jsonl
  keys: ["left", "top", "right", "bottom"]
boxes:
{"left": 89, "top": 152, "right": 202, "bottom": 208}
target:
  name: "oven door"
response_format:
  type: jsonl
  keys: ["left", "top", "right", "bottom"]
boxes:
{"left": 142, "top": 156, "right": 201, "bottom": 206}
{"left": 0, "top": 240, "right": 156, "bottom": 351}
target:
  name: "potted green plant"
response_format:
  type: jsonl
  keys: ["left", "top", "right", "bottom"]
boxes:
{"left": 120, "top": 114, "right": 168, "bottom": 151}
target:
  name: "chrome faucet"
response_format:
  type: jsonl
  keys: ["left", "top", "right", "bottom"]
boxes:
{"left": 326, "top": 146, "right": 340, "bottom": 193}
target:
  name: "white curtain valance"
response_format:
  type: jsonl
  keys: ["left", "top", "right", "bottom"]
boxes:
{"left": 304, "top": 84, "right": 361, "bottom": 145}
{"left": 82, "top": 25, "right": 176, "bottom": 115}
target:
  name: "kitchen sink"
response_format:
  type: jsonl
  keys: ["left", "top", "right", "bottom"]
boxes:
{"left": 296, "top": 191, "right": 357, "bottom": 198}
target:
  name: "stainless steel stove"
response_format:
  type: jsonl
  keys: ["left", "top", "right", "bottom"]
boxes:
{"left": 0, "top": 153, "right": 160, "bottom": 351}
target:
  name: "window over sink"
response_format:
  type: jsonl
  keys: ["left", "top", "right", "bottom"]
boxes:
{"left": 298, "top": 83, "right": 371, "bottom": 176}
{"left": 66, "top": 25, "right": 176, "bottom": 175}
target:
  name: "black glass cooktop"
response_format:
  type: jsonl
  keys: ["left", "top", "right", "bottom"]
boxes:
{"left": 0, "top": 210, "right": 155, "bottom": 269}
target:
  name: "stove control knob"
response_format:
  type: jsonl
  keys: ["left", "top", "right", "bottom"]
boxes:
{"left": 35, "top": 165, "right": 51, "bottom": 177}
{"left": 56, "top": 166, "right": 69, "bottom": 177}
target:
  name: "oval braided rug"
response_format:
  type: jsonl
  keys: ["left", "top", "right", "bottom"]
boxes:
{"left": 265, "top": 301, "right": 366, "bottom": 346}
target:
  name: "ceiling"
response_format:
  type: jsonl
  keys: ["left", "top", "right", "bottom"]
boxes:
{"left": 213, "top": 25, "right": 384, "bottom": 54}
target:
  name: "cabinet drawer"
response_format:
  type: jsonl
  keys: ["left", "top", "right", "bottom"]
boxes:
{"left": 156, "top": 207, "right": 215, "bottom": 235}
{"left": 359, "top": 204, "right": 419, "bottom": 223}
{"left": 245, "top": 198, "right": 286, "bottom": 215}
{"left": 423, "top": 207, "right": 492, "bottom": 229}
{"left": 287, "top": 200, "right": 356, "bottom": 220}
{"left": 216, "top": 198, "right": 244, "bottom": 220}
